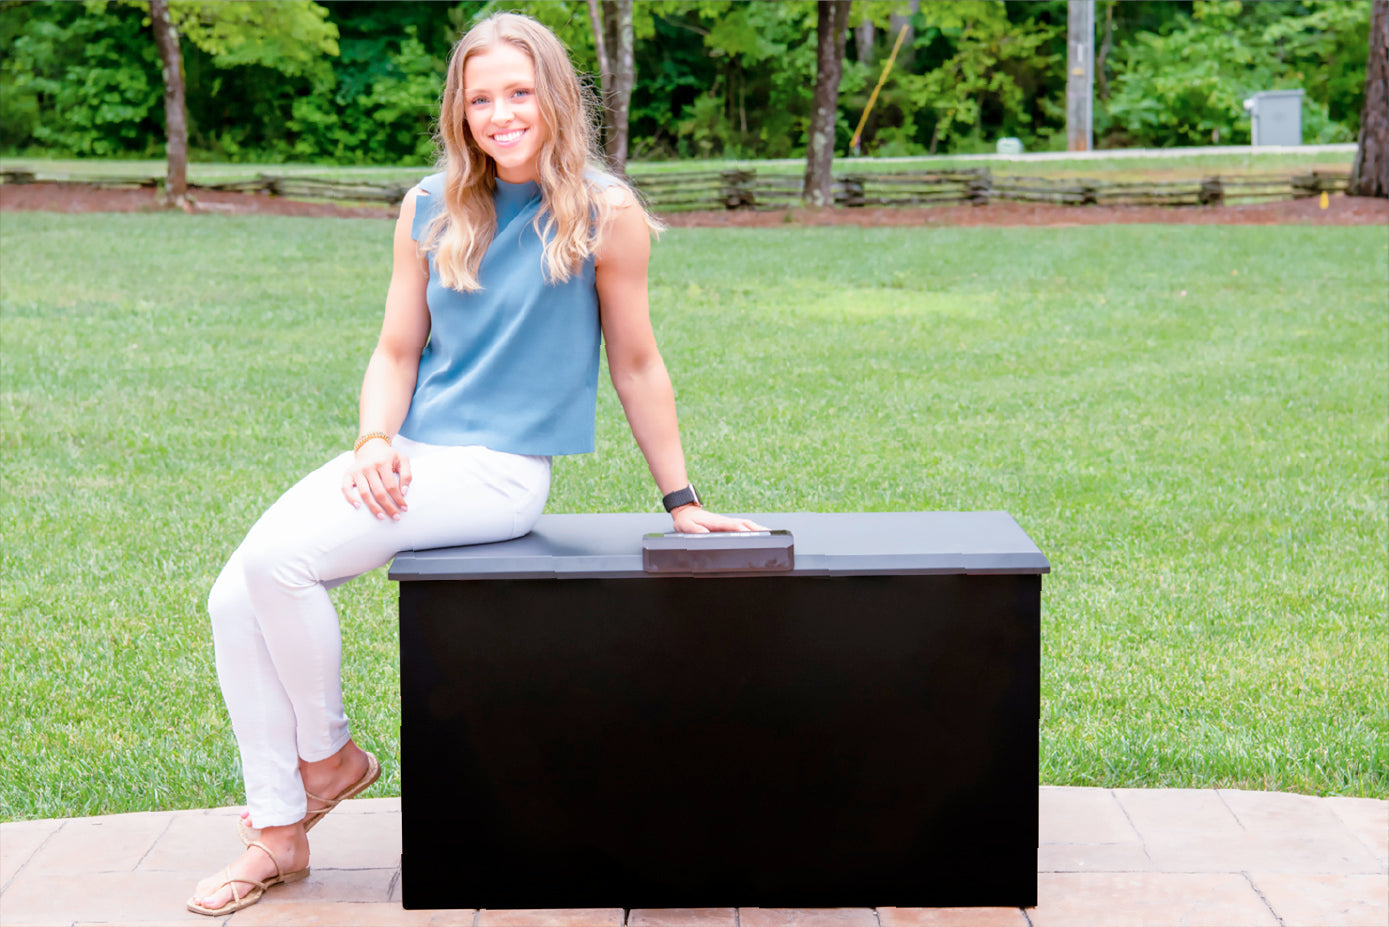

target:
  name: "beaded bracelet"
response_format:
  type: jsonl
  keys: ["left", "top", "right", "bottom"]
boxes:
{"left": 354, "top": 431, "right": 391, "bottom": 454}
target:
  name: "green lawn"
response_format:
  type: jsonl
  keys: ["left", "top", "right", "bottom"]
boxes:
{"left": 1, "top": 212, "right": 1385, "bottom": 821}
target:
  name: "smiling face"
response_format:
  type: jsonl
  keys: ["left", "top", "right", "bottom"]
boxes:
{"left": 463, "top": 43, "right": 549, "bottom": 184}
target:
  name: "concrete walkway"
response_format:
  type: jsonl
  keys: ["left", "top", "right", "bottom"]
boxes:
{"left": 1, "top": 788, "right": 1384, "bottom": 927}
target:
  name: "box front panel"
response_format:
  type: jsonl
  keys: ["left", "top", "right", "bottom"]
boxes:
{"left": 399, "top": 573, "right": 1039, "bottom": 908}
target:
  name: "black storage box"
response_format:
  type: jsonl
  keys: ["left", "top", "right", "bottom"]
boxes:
{"left": 389, "top": 511, "right": 1048, "bottom": 910}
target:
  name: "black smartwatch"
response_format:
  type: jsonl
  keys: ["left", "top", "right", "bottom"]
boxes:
{"left": 662, "top": 484, "right": 701, "bottom": 513}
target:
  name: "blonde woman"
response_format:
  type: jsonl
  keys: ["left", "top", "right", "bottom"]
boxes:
{"left": 188, "top": 12, "right": 761, "bottom": 916}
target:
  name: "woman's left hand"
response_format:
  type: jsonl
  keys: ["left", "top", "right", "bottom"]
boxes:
{"left": 671, "top": 506, "right": 768, "bottom": 535}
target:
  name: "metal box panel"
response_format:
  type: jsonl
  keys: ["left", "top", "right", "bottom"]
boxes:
{"left": 1245, "top": 90, "right": 1304, "bottom": 147}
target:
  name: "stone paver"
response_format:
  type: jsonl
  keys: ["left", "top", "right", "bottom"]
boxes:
{"left": 71, "top": 922, "right": 233, "bottom": 927}
{"left": 1030, "top": 872, "right": 1280, "bottom": 927}
{"left": 1326, "top": 795, "right": 1389, "bottom": 866}
{"left": 1038, "top": 787, "right": 1140, "bottom": 844}
{"left": 307, "top": 808, "right": 403, "bottom": 870}
{"left": 1221, "top": 788, "right": 1351, "bottom": 833}
{"left": 1114, "top": 787, "right": 1383, "bottom": 874}
{"left": 1249, "top": 872, "right": 1389, "bottom": 927}
{"left": 329, "top": 796, "right": 402, "bottom": 816}
{"left": 475, "top": 909, "right": 625, "bottom": 926}
{"left": 259, "top": 865, "right": 398, "bottom": 903}
{"left": 878, "top": 906, "right": 1030, "bottom": 926}
{"left": 228, "top": 901, "right": 475, "bottom": 925}
{"left": 1, "top": 869, "right": 219, "bottom": 925}
{"left": 70, "top": 922, "right": 232, "bottom": 927}
{"left": 1036, "top": 842, "right": 1154, "bottom": 872}
{"left": 1, "top": 788, "right": 1384, "bottom": 927}
{"left": 738, "top": 908, "right": 879, "bottom": 927}
{"left": 1113, "top": 788, "right": 1241, "bottom": 841}
{"left": 0, "top": 817, "right": 61, "bottom": 890}
{"left": 138, "top": 808, "right": 241, "bottom": 874}
{"left": 1036, "top": 787, "right": 1157, "bottom": 874}
{"left": 628, "top": 908, "right": 738, "bottom": 926}
{"left": 18, "top": 811, "right": 170, "bottom": 875}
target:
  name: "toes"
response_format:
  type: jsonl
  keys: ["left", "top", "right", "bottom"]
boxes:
{"left": 191, "top": 877, "right": 222, "bottom": 906}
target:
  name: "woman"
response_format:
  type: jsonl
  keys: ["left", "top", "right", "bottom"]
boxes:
{"left": 188, "top": 13, "right": 761, "bottom": 916}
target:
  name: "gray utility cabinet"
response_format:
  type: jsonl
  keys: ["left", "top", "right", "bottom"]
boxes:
{"left": 1244, "top": 89, "right": 1304, "bottom": 146}
{"left": 389, "top": 511, "right": 1049, "bottom": 910}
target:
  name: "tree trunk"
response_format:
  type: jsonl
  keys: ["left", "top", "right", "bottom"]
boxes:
{"left": 804, "top": 0, "right": 851, "bottom": 207}
{"left": 855, "top": 18, "right": 875, "bottom": 64}
{"left": 1066, "top": 0, "right": 1094, "bottom": 152}
{"left": 149, "top": 0, "right": 192, "bottom": 212}
{"left": 586, "top": 0, "right": 611, "bottom": 149}
{"left": 888, "top": 0, "right": 917, "bottom": 66}
{"left": 1349, "top": 0, "right": 1388, "bottom": 198}
{"left": 1096, "top": 0, "right": 1114, "bottom": 103}
{"left": 592, "top": 0, "right": 633, "bottom": 174}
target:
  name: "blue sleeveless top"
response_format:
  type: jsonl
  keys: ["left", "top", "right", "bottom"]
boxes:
{"left": 397, "top": 172, "right": 602, "bottom": 455}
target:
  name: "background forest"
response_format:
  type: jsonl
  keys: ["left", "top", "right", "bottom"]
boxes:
{"left": 0, "top": 0, "right": 1373, "bottom": 166}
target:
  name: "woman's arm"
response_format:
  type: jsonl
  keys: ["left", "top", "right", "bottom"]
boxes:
{"left": 341, "top": 188, "right": 432, "bottom": 520}
{"left": 596, "top": 190, "right": 763, "bottom": 534}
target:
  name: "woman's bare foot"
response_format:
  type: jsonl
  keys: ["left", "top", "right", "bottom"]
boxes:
{"left": 238, "top": 740, "right": 375, "bottom": 832}
{"left": 189, "top": 823, "right": 307, "bottom": 912}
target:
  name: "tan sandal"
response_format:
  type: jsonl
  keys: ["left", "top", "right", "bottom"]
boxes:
{"left": 237, "top": 750, "right": 381, "bottom": 846}
{"left": 186, "top": 839, "right": 309, "bottom": 916}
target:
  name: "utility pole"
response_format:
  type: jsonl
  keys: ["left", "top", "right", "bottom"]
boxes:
{"left": 1067, "top": 0, "right": 1094, "bottom": 152}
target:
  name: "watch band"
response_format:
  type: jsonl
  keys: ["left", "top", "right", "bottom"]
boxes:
{"left": 662, "top": 484, "right": 701, "bottom": 513}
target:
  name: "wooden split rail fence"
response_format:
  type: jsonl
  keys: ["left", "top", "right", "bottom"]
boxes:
{"left": 1, "top": 167, "right": 1349, "bottom": 212}
{"left": 632, "top": 168, "right": 1349, "bottom": 210}
{"left": 0, "top": 170, "right": 413, "bottom": 205}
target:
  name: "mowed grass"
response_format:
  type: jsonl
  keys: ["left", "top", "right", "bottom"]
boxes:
{"left": 0, "top": 211, "right": 1384, "bottom": 821}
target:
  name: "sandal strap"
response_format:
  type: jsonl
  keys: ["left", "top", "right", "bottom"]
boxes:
{"left": 246, "top": 839, "right": 284, "bottom": 880}
{"left": 210, "top": 866, "right": 269, "bottom": 902}
{"left": 303, "top": 789, "right": 342, "bottom": 810}
{"left": 302, "top": 752, "right": 380, "bottom": 819}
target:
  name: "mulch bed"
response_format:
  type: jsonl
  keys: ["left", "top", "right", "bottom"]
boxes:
{"left": 2, "top": 180, "right": 1385, "bottom": 227}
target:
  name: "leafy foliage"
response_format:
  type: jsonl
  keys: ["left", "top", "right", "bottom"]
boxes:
{"left": 169, "top": 0, "right": 339, "bottom": 76}
{"left": 1, "top": 2, "right": 162, "bottom": 156}
{"left": 865, "top": 1, "right": 1064, "bottom": 155}
{"left": 0, "top": 0, "right": 1372, "bottom": 163}
{"left": 1100, "top": 0, "right": 1367, "bottom": 148}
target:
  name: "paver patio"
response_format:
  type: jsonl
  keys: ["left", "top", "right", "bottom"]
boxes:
{"left": 1, "top": 788, "right": 1384, "bottom": 927}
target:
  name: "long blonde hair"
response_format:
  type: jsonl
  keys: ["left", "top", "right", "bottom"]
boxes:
{"left": 421, "top": 13, "right": 653, "bottom": 293}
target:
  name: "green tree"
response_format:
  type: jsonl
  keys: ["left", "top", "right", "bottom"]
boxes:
{"left": 1349, "top": 0, "right": 1387, "bottom": 196}
{"left": 144, "top": 0, "right": 338, "bottom": 204}
{"left": 652, "top": 1, "right": 820, "bottom": 160}
{"left": 149, "top": 0, "right": 189, "bottom": 207}
{"left": 844, "top": 1, "right": 1062, "bottom": 155}
{"left": 2, "top": 0, "right": 1374, "bottom": 166}
{"left": 805, "top": 0, "right": 852, "bottom": 205}
{"left": 262, "top": 1, "right": 459, "bottom": 164}
{"left": 588, "top": 0, "right": 636, "bottom": 172}
{"left": 0, "top": 0, "right": 344, "bottom": 164}
{"left": 1, "top": 2, "right": 163, "bottom": 157}
{"left": 1101, "top": 1, "right": 1369, "bottom": 148}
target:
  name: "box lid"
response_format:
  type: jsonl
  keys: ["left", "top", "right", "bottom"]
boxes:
{"left": 389, "top": 511, "right": 1049, "bottom": 581}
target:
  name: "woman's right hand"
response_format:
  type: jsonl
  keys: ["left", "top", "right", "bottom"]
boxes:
{"left": 342, "top": 440, "right": 412, "bottom": 520}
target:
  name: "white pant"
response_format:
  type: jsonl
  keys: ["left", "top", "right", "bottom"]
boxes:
{"left": 207, "top": 437, "right": 551, "bottom": 826}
